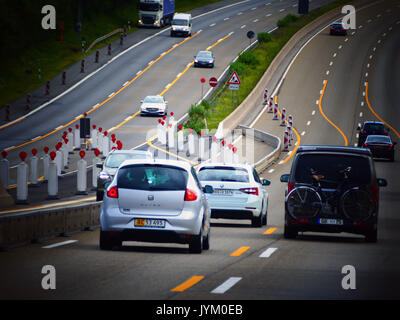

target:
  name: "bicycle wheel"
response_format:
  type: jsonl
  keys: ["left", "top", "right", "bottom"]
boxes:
{"left": 286, "top": 186, "right": 322, "bottom": 219}
{"left": 341, "top": 188, "right": 375, "bottom": 221}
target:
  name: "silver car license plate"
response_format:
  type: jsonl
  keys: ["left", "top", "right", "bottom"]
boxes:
{"left": 135, "top": 218, "right": 166, "bottom": 228}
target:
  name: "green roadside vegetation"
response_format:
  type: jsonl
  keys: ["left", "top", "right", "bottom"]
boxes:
{"left": 0, "top": 0, "right": 225, "bottom": 108}
{"left": 185, "top": 0, "right": 350, "bottom": 133}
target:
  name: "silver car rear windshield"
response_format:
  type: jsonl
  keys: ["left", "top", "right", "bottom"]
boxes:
{"left": 198, "top": 167, "right": 249, "bottom": 182}
{"left": 294, "top": 154, "right": 371, "bottom": 185}
{"left": 118, "top": 165, "right": 188, "bottom": 191}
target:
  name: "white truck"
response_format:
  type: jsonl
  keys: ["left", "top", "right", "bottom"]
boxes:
{"left": 138, "top": 0, "right": 175, "bottom": 28}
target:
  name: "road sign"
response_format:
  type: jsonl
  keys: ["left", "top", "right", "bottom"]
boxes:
{"left": 247, "top": 31, "right": 255, "bottom": 39}
{"left": 209, "top": 77, "right": 218, "bottom": 87}
{"left": 229, "top": 84, "right": 239, "bottom": 91}
{"left": 227, "top": 71, "right": 241, "bottom": 85}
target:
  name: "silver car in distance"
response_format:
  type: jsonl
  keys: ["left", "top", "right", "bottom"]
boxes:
{"left": 100, "top": 159, "right": 213, "bottom": 253}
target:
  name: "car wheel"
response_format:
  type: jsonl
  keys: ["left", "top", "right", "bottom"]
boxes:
{"left": 251, "top": 212, "right": 262, "bottom": 228}
{"left": 202, "top": 230, "right": 210, "bottom": 250}
{"left": 96, "top": 190, "right": 104, "bottom": 202}
{"left": 100, "top": 230, "right": 120, "bottom": 250}
{"left": 390, "top": 154, "right": 395, "bottom": 162}
{"left": 210, "top": 63, "right": 214, "bottom": 68}
{"left": 284, "top": 225, "right": 297, "bottom": 239}
{"left": 262, "top": 211, "right": 267, "bottom": 226}
{"left": 189, "top": 229, "right": 203, "bottom": 253}
{"left": 365, "top": 228, "right": 377, "bottom": 243}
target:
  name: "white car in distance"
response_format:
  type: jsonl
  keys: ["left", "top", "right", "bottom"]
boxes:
{"left": 140, "top": 95, "right": 168, "bottom": 116}
{"left": 197, "top": 163, "right": 270, "bottom": 227}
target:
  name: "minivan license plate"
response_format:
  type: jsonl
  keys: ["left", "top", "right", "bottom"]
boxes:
{"left": 318, "top": 218, "right": 343, "bottom": 225}
{"left": 135, "top": 219, "right": 166, "bottom": 228}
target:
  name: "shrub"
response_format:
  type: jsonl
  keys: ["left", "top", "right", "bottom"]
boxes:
{"left": 257, "top": 32, "right": 272, "bottom": 43}
{"left": 237, "top": 50, "right": 259, "bottom": 66}
{"left": 229, "top": 61, "right": 247, "bottom": 76}
{"left": 277, "top": 14, "right": 299, "bottom": 28}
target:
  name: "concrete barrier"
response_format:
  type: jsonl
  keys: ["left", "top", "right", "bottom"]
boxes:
{"left": 0, "top": 202, "right": 101, "bottom": 249}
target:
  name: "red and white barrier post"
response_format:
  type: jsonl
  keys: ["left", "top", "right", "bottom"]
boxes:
{"left": 232, "top": 147, "right": 239, "bottom": 164}
{"left": 267, "top": 97, "right": 274, "bottom": 113}
{"left": 0, "top": 150, "right": 9, "bottom": 188}
{"left": 47, "top": 151, "right": 59, "bottom": 199}
{"left": 92, "top": 149, "right": 101, "bottom": 189}
{"left": 288, "top": 115, "right": 294, "bottom": 141}
{"left": 76, "top": 150, "right": 88, "bottom": 195}
{"left": 273, "top": 102, "right": 279, "bottom": 120}
{"left": 263, "top": 89, "right": 269, "bottom": 105}
{"left": 103, "top": 131, "right": 110, "bottom": 156}
{"left": 29, "top": 148, "right": 39, "bottom": 186}
{"left": 55, "top": 143, "right": 63, "bottom": 176}
{"left": 188, "top": 128, "right": 195, "bottom": 156}
{"left": 280, "top": 108, "right": 287, "bottom": 126}
{"left": 74, "top": 124, "right": 80, "bottom": 149}
{"left": 283, "top": 129, "right": 290, "bottom": 152}
{"left": 16, "top": 152, "right": 29, "bottom": 204}
{"left": 177, "top": 125, "right": 184, "bottom": 152}
{"left": 42, "top": 146, "right": 50, "bottom": 182}
{"left": 210, "top": 136, "right": 219, "bottom": 162}
{"left": 91, "top": 125, "right": 98, "bottom": 149}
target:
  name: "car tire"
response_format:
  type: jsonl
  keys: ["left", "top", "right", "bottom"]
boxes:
{"left": 365, "top": 228, "right": 377, "bottom": 243}
{"left": 202, "top": 230, "right": 210, "bottom": 250}
{"left": 251, "top": 213, "right": 262, "bottom": 228}
{"left": 96, "top": 190, "right": 104, "bottom": 202}
{"left": 262, "top": 211, "right": 267, "bottom": 226}
{"left": 390, "top": 154, "right": 395, "bottom": 162}
{"left": 100, "top": 230, "right": 120, "bottom": 250}
{"left": 284, "top": 225, "right": 297, "bottom": 239}
{"left": 189, "top": 229, "right": 203, "bottom": 254}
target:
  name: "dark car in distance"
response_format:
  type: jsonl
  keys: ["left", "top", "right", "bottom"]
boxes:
{"left": 363, "top": 135, "right": 396, "bottom": 161}
{"left": 280, "top": 146, "right": 387, "bottom": 242}
{"left": 194, "top": 51, "right": 215, "bottom": 68}
{"left": 329, "top": 22, "right": 347, "bottom": 35}
{"left": 357, "top": 121, "right": 389, "bottom": 147}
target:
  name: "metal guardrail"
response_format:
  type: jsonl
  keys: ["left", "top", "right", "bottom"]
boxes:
{"left": 85, "top": 28, "right": 123, "bottom": 53}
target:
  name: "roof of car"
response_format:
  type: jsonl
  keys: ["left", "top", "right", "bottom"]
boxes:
{"left": 363, "top": 121, "right": 384, "bottom": 125}
{"left": 197, "top": 162, "right": 252, "bottom": 170}
{"left": 296, "top": 145, "right": 372, "bottom": 156}
{"left": 119, "top": 158, "right": 192, "bottom": 170}
{"left": 173, "top": 13, "right": 191, "bottom": 19}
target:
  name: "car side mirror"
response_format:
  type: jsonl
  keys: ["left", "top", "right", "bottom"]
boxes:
{"left": 377, "top": 178, "right": 387, "bottom": 187}
{"left": 280, "top": 174, "right": 290, "bottom": 183}
{"left": 262, "top": 179, "right": 271, "bottom": 186}
{"left": 165, "top": 101, "right": 168, "bottom": 104}
{"left": 203, "top": 185, "right": 214, "bottom": 194}
{"left": 96, "top": 163, "right": 103, "bottom": 169}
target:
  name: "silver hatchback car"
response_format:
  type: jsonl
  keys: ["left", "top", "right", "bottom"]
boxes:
{"left": 100, "top": 159, "right": 213, "bottom": 253}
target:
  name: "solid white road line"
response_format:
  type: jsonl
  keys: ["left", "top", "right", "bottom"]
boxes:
{"left": 43, "top": 240, "right": 78, "bottom": 249}
{"left": 211, "top": 277, "right": 242, "bottom": 294}
{"left": 259, "top": 247, "right": 277, "bottom": 258}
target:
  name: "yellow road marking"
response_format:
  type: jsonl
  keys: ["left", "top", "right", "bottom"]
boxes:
{"left": 171, "top": 275, "right": 204, "bottom": 292}
{"left": 263, "top": 227, "right": 277, "bottom": 235}
{"left": 230, "top": 246, "right": 250, "bottom": 256}
{"left": 318, "top": 80, "right": 348, "bottom": 146}
{"left": 365, "top": 82, "right": 400, "bottom": 139}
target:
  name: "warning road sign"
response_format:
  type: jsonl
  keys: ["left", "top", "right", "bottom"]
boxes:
{"left": 227, "top": 71, "right": 241, "bottom": 85}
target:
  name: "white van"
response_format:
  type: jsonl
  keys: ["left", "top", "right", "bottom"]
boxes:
{"left": 170, "top": 13, "right": 192, "bottom": 37}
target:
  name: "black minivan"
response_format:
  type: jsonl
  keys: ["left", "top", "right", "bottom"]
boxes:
{"left": 280, "top": 146, "right": 387, "bottom": 242}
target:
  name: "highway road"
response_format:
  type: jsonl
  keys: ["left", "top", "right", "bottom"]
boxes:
{"left": 1, "top": 0, "right": 400, "bottom": 302}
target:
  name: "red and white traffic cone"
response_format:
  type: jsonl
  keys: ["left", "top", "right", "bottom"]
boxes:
{"left": 45, "top": 81, "right": 50, "bottom": 95}
{"left": 280, "top": 108, "right": 287, "bottom": 126}
{"left": 26, "top": 94, "right": 31, "bottom": 111}
{"left": 263, "top": 89, "right": 268, "bottom": 105}
{"left": 288, "top": 115, "right": 294, "bottom": 141}
{"left": 273, "top": 103, "right": 279, "bottom": 120}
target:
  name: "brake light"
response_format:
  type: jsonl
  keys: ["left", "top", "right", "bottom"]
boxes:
{"left": 361, "top": 130, "right": 366, "bottom": 134}
{"left": 107, "top": 186, "right": 118, "bottom": 198}
{"left": 370, "top": 184, "right": 378, "bottom": 202}
{"left": 288, "top": 182, "right": 295, "bottom": 193}
{"left": 240, "top": 187, "right": 258, "bottom": 195}
{"left": 330, "top": 27, "right": 334, "bottom": 30}
{"left": 184, "top": 189, "right": 198, "bottom": 201}
{"left": 364, "top": 143, "right": 368, "bottom": 147}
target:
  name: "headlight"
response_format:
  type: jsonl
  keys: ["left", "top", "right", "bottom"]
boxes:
{"left": 172, "top": 27, "right": 177, "bottom": 31}
{"left": 99, "top": 172, "right": 111, "bottom": 180}
{"left": 194, "top": 59, "right": 198, "bottom": 63}
{"left": 138, "top": 19, "right": 142, "bottom": 24}
{"left": 154, "top": 20, "right": 159, "bottom": 25}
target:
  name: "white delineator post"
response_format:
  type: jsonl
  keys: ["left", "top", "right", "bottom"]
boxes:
{"left": 76, "top": 150, "right": 88, "bottom": 195}
{"left": 0, "top": 150, "right": 9, "bottom": 188}
{"left": 168, "top": 123, "right": 175, "bottom": 149}
{"left": 62, "top": 137, "right": 69, "bottom": 169}
{"left": 42, "top": 147, "right": 50, "bottom": 182}
{"left": 92, "top": 149, "right": 101, "bottom": 189}
{"left": 188, "top": 128, "right": 195, "bottom": 156}
{"left": 268, "top": 97, "right": 274, "bottom": 113}
{"left": 210, "top": 136, "right": 219, "bottom": 163}
{"left": 29, "top": 148, "right": 39, "bottom": 186}
{"left": 103, "top": 131, "right": 110, "bottom": 156}
{"left": 47, "top": 151, "right": 59, "bottom": 199}
{"left": 91, "top": 125, "right": 98, "bottom": 149}
{"left": 67, "top": 128, "right": 74, "bottom": 153}
{"left": 97, "top": 127, "right": 103, "bottom": 152}
{"left": 177, "top": 125, "right": 184, "bottom": 152}
{"left": 74, "top": 124, "right": 80, "bottom": 149}
{"left": 55, "top": 143, "right": 63, "bottom": 176}
{"left": 16, "top": 152, "right": 29, "bottom": 204}
{"left": 232, "top": 147, "right": 239, "bottom": 164}
{"left": 281, "top": 108, "right": 287, "bottom": 126}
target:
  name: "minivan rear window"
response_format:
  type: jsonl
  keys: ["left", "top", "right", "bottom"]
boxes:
{"left": 294, "top": 154, "right": 371, "bottom": 186}
{"left": 118, "top": 165, "right": 188, "bottom": 191}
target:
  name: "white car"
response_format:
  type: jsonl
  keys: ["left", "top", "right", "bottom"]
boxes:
{"left": 140, "top": 95, "right": 168, "bottom": 116}
{"left": 197, "top": 163, "right": 270, "bottom": 227}
{"left": 170, "top": 13, "right": 192, "bottom": 37}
